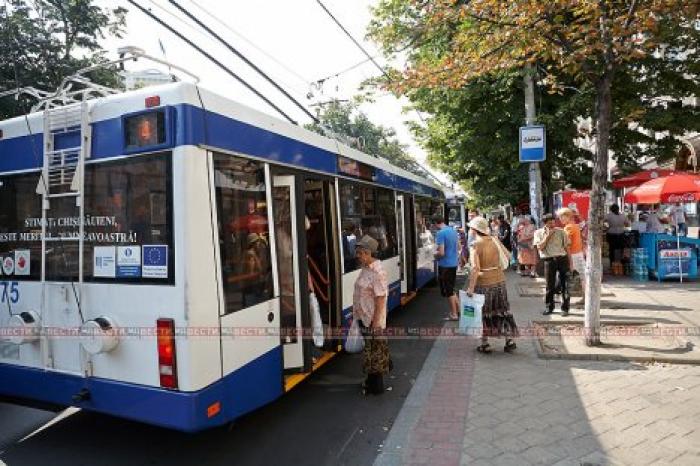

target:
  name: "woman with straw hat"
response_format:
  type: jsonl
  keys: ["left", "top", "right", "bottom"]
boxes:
{"left": 465, "top": 217, "right": 519, "bottom": 354}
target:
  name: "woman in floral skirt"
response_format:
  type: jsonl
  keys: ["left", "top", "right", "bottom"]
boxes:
{"left": 465, "top": 217, "right": 519, "bottom": 353}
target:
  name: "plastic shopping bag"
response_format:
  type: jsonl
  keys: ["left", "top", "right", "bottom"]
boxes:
{"left": 309, "top": 292, "right": 324, "bottom": 348}
{"left": 345, "top": 319, "right": 365, "bottom": 354}
{"left": 458, "top": 290, "right": 485, "bottom": 336}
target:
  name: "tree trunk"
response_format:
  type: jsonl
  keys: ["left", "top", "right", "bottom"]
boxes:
{"left": 584, "top": 73, "right": 613, "bottom": 346}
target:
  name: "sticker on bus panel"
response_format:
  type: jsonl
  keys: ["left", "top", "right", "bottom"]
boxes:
{"left": 14, "top": 250, "right": 30, "bottom": 276}
{"left": 94, "top": 246, "right": 116, "bottom": 278}
{"left": 142, "top": 245, "right": 168, "bottom": 279}
{"left": 2, "top": 256, "right": 14, "bottom": 275}
{"left": 117, "top": 246, "right": 142, "bottom": 278}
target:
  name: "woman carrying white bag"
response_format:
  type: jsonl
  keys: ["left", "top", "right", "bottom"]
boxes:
{"left": 465, "top": 217, "right": 519, "bottom": 354}
{"left": 350, "top": 235, "right": 391, "bottom": 395}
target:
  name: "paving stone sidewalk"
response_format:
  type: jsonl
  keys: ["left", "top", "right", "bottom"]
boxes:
{"left": 375, "top": 273, "right": 700, "bottom": 466}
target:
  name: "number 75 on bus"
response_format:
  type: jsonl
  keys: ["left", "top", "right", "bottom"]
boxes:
{"left": 1, "top": 281, "right": 19, "bottom": 304}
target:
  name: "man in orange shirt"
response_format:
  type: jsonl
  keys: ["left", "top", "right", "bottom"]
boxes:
{"left": 557, "top": 208, "right": 586, "bottom": 305}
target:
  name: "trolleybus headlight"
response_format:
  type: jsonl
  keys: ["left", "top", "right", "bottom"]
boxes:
{"left": 79, "top": 316, "right": 120, "bottom": 354}
{"left": 8, "top": 311, "right": 41, "bottom": 345}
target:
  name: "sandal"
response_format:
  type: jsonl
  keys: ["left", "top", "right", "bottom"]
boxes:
{"left": 504, "top": 340, "right": 517, "bottom": 353}
{"left": 476, "top": 343, "right": 493, "bottom": 354}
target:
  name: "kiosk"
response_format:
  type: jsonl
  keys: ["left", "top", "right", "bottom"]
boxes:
{"left": 639, "top": 233, "right": 700, "bottom": 281}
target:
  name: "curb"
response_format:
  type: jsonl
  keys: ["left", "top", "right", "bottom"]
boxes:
{"left": 373, "top": 325, "right": 449, "bottom": 466}
{"left": 533, "top": 320, "right": 700, "bottom": 366}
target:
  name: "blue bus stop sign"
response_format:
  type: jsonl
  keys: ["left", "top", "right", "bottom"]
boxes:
{"left": 519, "top": 125, "right": 546, "bottom": 162}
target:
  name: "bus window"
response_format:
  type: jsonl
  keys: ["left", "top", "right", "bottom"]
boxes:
{"left": 0, "top": 172, "right": 42, "bottom": 281}
{"left": 339, "top": 181, "right": 397, "bottom": 273}
{"left": 415, "top": 196, "right": 439, "bottom": 250}
{"left": 81, "top": 153, "right": 174, "bottom": 283}
{"left": 213, "top": 153, "right": 273, "bottom": 314}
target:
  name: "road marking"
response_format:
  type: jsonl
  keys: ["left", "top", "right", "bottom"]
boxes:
{"left": 18, "top": 407, "right": 80, "bottom": 444}
{"left": 336, "top": 426, "right": 360, "bottom": 459}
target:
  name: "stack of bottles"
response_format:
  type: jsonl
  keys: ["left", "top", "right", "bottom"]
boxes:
{"left": 631, "top": 248, "right": 649, "bottom": 281}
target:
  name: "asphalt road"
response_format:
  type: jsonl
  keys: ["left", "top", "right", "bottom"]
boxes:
{"left": 0, "top": 281, "right": 453, "bottom": 466}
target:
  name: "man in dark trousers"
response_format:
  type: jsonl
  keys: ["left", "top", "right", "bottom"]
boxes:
{"left": 534, "top": 214, "right": 571, "bottom": 316}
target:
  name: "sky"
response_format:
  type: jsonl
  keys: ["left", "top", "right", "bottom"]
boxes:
{"left": 97, "top": 0, "right": 454, "bottom": 187}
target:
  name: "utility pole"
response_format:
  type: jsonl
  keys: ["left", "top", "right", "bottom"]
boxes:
{"left": 524, "top": 65, "right": 544, "bottom": 225}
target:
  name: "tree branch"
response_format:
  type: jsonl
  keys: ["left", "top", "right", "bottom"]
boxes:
{"left": 624, "top": 0, "right": 640, "bottom": 30}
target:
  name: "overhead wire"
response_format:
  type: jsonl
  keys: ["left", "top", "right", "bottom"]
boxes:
{"left": 146, "top": 0, "right": 309, "bottom": 97}
{"left": 315, "top": 0, "right": 389, "bottom": 80}
{"left": 314, "top": 55, "right": 375, "bottom": 84}
{"left": 167, "top": 0, "right": 319, "bottom": 123}
{"left": 145, "top": 0, "right": 203, "bottom": 36}
{"left": 188, "top": 0, "right": 312, "bottom": 87}
{"left": 314, "top": 0, "right": 442, "bottom": 186}
{"left": 126, "top": 0, "right": 298, "bottom": 124}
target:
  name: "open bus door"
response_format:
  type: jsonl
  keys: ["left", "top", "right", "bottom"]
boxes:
{"left": 397, "top": 194, "right": 417, "bottom": 299}
{"left": 272, "top": 173, "right": 340, "bottom": 382}
{"left": 396, "top": 194, "right": 414, "bottom": 294}
{"left": 272, "top": 175, "right": 304, "bottom": 371}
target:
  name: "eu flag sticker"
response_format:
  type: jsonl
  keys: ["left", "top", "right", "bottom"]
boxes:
{"left": 142, "top": 245, "right": 168, "bottom": 279}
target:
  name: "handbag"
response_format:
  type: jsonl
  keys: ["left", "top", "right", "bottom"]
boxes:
{"left": 345, "top": 318, "right": 365, "bottom": 353}
{"left": 491, "top": 237, "right": 511, "bottom": 271}
{"left": 309, "top": 292, "right": 324, "bottom": 348}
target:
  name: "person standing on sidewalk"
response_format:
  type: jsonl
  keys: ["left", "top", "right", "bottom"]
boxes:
{"left": 458, "top": 226, "right": 469, "bottom": 272}
{"left": 511, "top": 208, "right": 526, "bottom": 270}
{"left": 670, "top": 203, "right": 687, "bottom": 236}
{"left": 558, "top": 208, "right": 586, "bottom": 306}
{"left": 434, "top": 215, "right": 460, "bottom": 320}
{"left": 535, "top": 214, "right": 571, "bottom": 316}
{"left": 352, "top": 235, "right": 390, "bottom": 395}
{"left": 466, "top": 209, "right": 480, "bottom": 250}
{"left": 604, "top": 204, "right": 628, "bottom": 266}
{"left": 465, "top": 216, "right": 518, "bottom": 354}
{"left": 496, "top": 214, "right": 512, "bottom": 253}
{"left": 516, "top": 217, "right": 537, "bottom": 277}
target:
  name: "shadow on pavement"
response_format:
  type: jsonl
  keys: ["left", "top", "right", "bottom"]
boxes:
{"left": 600, "top": 341, "right": 695, "bottom": 355}
{"left": 562, "top": 311, "right": 685, "bottom": 325}
{"left": 0, "top": 284, "right": 449, "bottom": 466}
{"left": 600, "top": 300, "right": 693, "bottom": 311}
{"left": 461, "top": 274, "right": 644, "bottom": 464}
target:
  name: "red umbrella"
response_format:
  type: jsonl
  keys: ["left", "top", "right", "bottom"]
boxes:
{"left": 624, "top": 172, "right": 700, "bottom": 283}
{"left": 624, "top": 173, "right": 700, "bottom": 204}
{"left": 612, "top": 169, "right": 677, "bottom": 189}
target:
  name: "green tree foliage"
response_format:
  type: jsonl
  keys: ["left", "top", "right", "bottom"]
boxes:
{"left": 405, "top": 72, "right": 594, "bottom": 206}
{"left": 305, "top": 100, "right": 427, "bottom": 174}
{"left": 368, "top": 0, "right": 699, "bottom": 346}
{"left": 368, "top": 1, "right": 700, "bottom": 205}
{"left": 1, "top": 0, "right": 127, "bottom": 119}
{"left": 608, "top": 16, "right": 700, "bottom": 171}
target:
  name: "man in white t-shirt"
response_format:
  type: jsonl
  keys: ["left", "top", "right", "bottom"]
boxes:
{"left": 646, "top": 210, "right": 665, "bottom": 233}
{"left": 670, "top": 203, "right": 687, "bottom": 236}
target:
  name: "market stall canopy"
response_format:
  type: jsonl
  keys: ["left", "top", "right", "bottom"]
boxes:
{"left": 612, "top": 169, "right": 677, "bottom": 188}
{"left": 624, "top": 173, "right": 700, "bottom": 204}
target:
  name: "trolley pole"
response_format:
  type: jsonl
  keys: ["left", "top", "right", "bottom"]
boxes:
{"left": 524, "top": 65, "right": 544, "bottom": 226}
